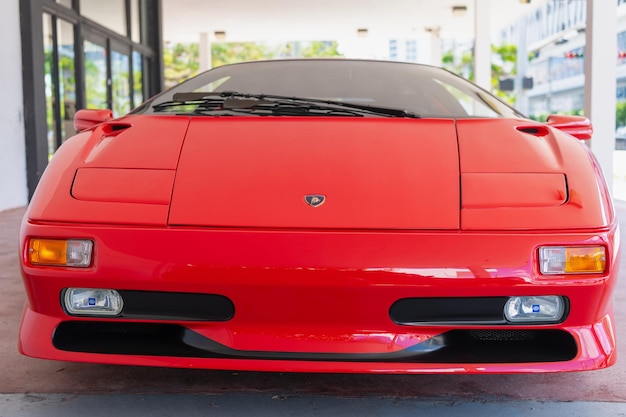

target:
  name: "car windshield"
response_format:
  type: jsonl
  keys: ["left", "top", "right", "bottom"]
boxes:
{"left": 134, "top": 59, "right": 524, "bottom": 119}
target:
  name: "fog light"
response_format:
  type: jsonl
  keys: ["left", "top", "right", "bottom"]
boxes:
{"left": 64, "top": 288, "right": 123, "bottom": 316}
{"left": 504, "top": 296, "right": 565, "bottom": 323}
{"left": 29, "top": 239, "right": 93, "bottom": 267}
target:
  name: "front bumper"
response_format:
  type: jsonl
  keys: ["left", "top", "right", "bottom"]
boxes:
{"left": 19, "top": 221, "right": 619, "bottom": 373}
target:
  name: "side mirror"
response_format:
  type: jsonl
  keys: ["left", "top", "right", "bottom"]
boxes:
{"left": 546, "top": 114, "right": 592, "bottom": 140}
{"left": 74, "top": 109, "right": 113, "bottom": 132}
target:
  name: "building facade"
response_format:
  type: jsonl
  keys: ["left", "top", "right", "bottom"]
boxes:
{"left": 19, "top": 0, "right": 164, "bottom": 205}
{"left": 0, "top": 0, "right": 622, "bottom": 212}
{"left": 501, "top": 0, "right": 626, "bottom": 125}
{"left": 0, "top": 1, "right": 28, "bottom": 212}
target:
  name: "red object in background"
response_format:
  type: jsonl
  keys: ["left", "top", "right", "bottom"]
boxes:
{"left": 564, "top": 51, "right": 584, "bottom": 59}
{"left": 19, "top": 59, "right": 620, "bottom": 374}
{"left": 73, "top": 109, "right": 113, "bottom": 132}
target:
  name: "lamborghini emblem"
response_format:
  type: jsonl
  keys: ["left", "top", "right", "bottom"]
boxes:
{"left": 304, "top": 194, "right": 326, "bottom": 207}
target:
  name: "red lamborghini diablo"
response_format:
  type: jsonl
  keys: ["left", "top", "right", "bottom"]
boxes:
{"left": 19, "top": 59, "right": 620, "bottom": 373}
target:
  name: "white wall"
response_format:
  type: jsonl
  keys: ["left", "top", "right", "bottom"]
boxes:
{"left": 0, "top": 1, "right": 28, "bottom": 211}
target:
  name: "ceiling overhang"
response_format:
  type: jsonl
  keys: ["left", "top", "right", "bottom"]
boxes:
{"left": 162, "top": 0, "right": 545, "bottom": 44}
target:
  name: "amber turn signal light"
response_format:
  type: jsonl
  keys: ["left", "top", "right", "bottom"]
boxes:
{"left": 28, "top": 239, "right": 93, "bottom": 267}
{"left": 539, "top": 246, "right": 606, "bottom": 275}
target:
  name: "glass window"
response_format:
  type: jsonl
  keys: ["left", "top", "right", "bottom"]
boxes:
{"left": 131, "top": 0, "right": 141, "bottom": 43}
{"left": 141, "top": 60, "right": 522, "bottom": 119}
{"left": 42, "top": 13, "right": 56, "bottom": 159}
{"left": 389, "top": 39, "right": 398, "bottom": 60}
{"left": 57, "top": 19, "right": 76, "bottom": 142}
{"left": 84, "top": 40, "right": 108, "bottom": 109}
{"left": 435, "top": 81, "right": 502, "bottom": 117}
{"left": 80, "top": 0, "right": 127, "bottom": 36}
{"left": 132, "top": 51, "right": 144, "bottom": 106}
{"left": 56, "top": 0, "right": 73, "bottom": 8}
{"left": 111, "top": 50, "right": 131, "bottom": 116}
{"left": 42, "top": 14, "right": 78, "bottom": 157}
{"left": 619, "top": 31, "right": 626, "bottom": 53}
{"left": 405, "top": 40, "right": 417, "bottom": 62}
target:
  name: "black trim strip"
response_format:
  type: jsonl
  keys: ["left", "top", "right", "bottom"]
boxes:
{"left": 119, "top": 290, "right": 235, "bottom": 321}
{"left": 181, "top": 330, "right": 446, "bottom": 361}
{"left": 390, "top": 297, "right": 508, "bottom": 325}
{"left": 60, "top": 290, "right": 235, "bottom": 321}
{"left": 53, "top": 322, "right": 578, "bottom": 364}
{"left": 389, "top": 297, "right": 569, "bottom": 326}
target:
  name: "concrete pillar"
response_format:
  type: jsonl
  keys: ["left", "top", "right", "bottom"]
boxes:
{"left": 0, "top": 0, "right": 27, "bottom": 210}
{"left": 514, "top": 17, "right": 529, "bottom": 116}
{"left": 474, "top": 0, "right": 491, "bottom": 90}
{"left": 199, "top": 32, "right": 212, "bottom": 71}
{"left": 430, "top": 28, "right": 442, "bottom": 67}
{"left": 584, "top": 1, "right": 617, "bottom": 193}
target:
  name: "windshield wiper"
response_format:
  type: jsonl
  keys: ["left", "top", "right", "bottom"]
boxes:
{"left": 152, "top": 91, "right": 421, "bottom": 119}
{"left": 154, "top": 97, "right": 368, "bottom": 117}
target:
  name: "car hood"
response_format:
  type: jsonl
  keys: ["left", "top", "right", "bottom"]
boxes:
{"left": 27, "top": 115, "right": 613, "bottom": 230}
{"left": 168, "top": 117, "right": 460, "bottom": 229}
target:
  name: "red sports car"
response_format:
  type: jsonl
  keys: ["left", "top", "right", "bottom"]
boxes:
{"left": 19, "top": 59, "right": 620, "bottom": 373}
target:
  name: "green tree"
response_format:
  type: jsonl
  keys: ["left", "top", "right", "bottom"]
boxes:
{"left": 163, "top": 42, "right": 200, "bottom": 88}
{"left": 616, "top": 101, "right": 626, "bottom": 128}
{"left": 278, "top": 40, "right": 343, "bottom": 58}
{"left": 442, "top": 49, "right": 474, "bottom": 80}
{"left": 163, "top": 41, "right": 344, "bottom": 88}
{"left": 490, "top": 44, "right": 517, "bottom": 103}
{"left": 300, "top": 41, "right": 343, "bottom": 58}
{"left": 211, "top": 42, "right": 275, "bottom": 68}
{"left": 442, "top": 43, "right": 518, "bottom": 104}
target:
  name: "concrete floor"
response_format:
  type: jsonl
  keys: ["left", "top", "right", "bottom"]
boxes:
{"left": 1, "top": 201, "right": 625, "bottom": 416}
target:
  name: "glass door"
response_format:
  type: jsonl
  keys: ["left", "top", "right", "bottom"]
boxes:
{"left": 132, "top": 51, "right": 144, "bottom": 107}
{"left": 83, "top": 33, "right": 135, "bottom": 117}
{"left": 83, "top": 35, "right": 108, "bottom": 110}
{"left": 111, "top": 43, "right": 132, "bottom": 116}
{"left": 43, "top": 13, "right": 77, "bottom": 157}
